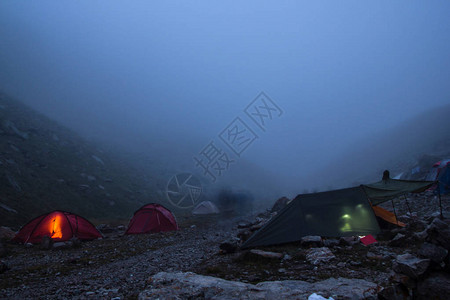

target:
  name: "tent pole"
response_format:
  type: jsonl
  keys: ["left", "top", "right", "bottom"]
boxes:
{"left": 391, "top": 199, "right": 399, "bottom": 225}
{"left": 438, "top": 181, "right": 443, "bottom": 219}
{"left": 403, "top": 195, "right": 412, "bottom": 215}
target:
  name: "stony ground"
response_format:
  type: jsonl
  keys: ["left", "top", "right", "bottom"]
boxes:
{"left": 0, "top": 193, "right": 449, "bottom": 299}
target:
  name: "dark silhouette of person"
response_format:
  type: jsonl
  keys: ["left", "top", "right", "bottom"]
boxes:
{"left": 382, "top": 170, "right": 390, "bottom": 182}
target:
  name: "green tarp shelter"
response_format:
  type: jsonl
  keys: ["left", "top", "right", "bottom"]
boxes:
{"left": 362, "top": 178, "right": 435, "bottom": 206}
{"left": 242, "top": 187, "right": 380, "bottom": 249}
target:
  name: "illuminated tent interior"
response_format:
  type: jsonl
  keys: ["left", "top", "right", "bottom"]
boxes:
{"left": 242, "top": 178, "right": 436, "bottom": 249}
{"left": 242, "top": 187, "right": 380, "bottom": 249}
{"left": 125, "top": 203, "right": 178, "bottom": 234}
{"left": 12, "top": 210, "right": 102, "bottom": 244}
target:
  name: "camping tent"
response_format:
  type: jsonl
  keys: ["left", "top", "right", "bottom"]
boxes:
{"left": 242, "top": 178, "right": 436, "bottom": 248}
{"left": 426, "top": 159, "right": 450, "bottom": 194}
{"left": 192, "top": 201, "right": 220, "bottom": 215}
{"left": 242, "top": 187, "right": 381, "bottom": 249}
{"left": 12, "top": 210, "right": 102, "bottom": 244}
{"left": 125, "top": 203, "right": 178, "bottom": 234}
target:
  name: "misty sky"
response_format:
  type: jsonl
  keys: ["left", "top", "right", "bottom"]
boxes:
{"left": 1, "top": 1, "right": 450, "bottom": 193}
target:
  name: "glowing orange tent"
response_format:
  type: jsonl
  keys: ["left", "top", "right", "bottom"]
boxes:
{"left": 12, "top": 211, "right": 102, "bottom": 244}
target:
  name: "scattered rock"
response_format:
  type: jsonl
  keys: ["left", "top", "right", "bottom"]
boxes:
{"left": 249, "top": 249, "right": 283, "bottom": 259}
{"left": 237, "top": 229, "right": 252, "bottom": 242}
{"left": 389, "top": 233, "right": 407, "bottom": 247}
{"left": 237, "top": 221, "right": 252, "bottom": 229}
{"left": 0, "top": 226, "right": 16, "bottom": 240}
{"left": 323, "top": 239, "right": 339, "bottom": 248}
{"left": 393, "top": 253, "right": 430, "bottom": 279}
{"left": 426, "top": 218, "right": 450, "bottom": 250}
{"left": 301, "top": 236, "right": 323, "bottom": 248}
{"left": 219, "top": 242, "right": 237, "bottom": 254}
{"left": 71, "top": 237, "right": 82, "bottom": 248}
{"left": 339, "top": 236, "right": 359, "bottom": 246}
{"left": 271, "top": 197, "right": 290, "bottom": 213}
{"left": 250, "top": 222, "right": 265, "bottom": 231}
{"left": 366, "top": 252, "right": 383, "bottom": 260}
{"left": 416, "top": 272, "right": 450, "bottom": 299}
{"left": 282, "top": 254, "right": 292, "bottom": 261}
{"left": 52, "top": 241, "right": 73, "bottom": 249}
{"left": 418, "top": 242, "right": 448, "bottom": 265}
{"left": 139, "top": 272, "right": 379, "bottom": 300}
{"left": 306, "top": 247, "right": 335, "bottom": 265}
{"left": 40, "top": 236, "right": 53, "bottom": 250}
{"left": 378, "top": 284, "right": 411, "bottom": 300}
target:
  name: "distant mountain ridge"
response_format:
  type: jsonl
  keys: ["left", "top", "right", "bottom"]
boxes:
{"left": 0, "top": 93, "right": 159, "bottom": 228}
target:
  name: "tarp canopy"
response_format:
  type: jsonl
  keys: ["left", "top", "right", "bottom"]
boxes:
{"left": 362, "top": 178, "right": 435, "bottom": 205}
{"left": 242, "top": 187, "right": 380, "bottom": 249}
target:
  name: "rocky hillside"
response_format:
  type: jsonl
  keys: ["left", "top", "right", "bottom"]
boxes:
{"left": 308, "top": 104, "right": 450, "bottom": 190}
{"left": 0, "top": 93, "right": 159, "bottom": 228}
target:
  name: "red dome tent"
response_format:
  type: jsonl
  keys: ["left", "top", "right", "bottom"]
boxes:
{"left": 125, "top": 203, "right": 178, "bottom": 234}
{"left": 12, "top": 210, "right": 102, "bottom": 244}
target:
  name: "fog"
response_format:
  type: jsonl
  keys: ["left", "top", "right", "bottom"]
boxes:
{"left": 1, "top": 2, "right": 450, "bottom": 200}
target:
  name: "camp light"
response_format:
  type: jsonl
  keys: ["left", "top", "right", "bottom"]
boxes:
{"left": 49, "top": 215, "right": 63, "bottom": 239}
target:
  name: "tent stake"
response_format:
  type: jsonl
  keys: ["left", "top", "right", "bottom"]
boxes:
{"left": 392, "top": 199, "right": 399, "bottom": 225}
{"left": 438, "top": 181, "right": 443, "bottom": 219}
{"left": 403, "top": 195, "right": 412, "bottom": 215}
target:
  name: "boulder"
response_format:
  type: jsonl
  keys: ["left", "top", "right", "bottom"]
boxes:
{"left": 393, "top": 254, "right": 430, "bottom": 279}
{"left": 323, "top": 239, "right": 339, "bottom": 248}
{"left": 237, "top": 229, "right": 252, "bottom": 242}
{"left": 271, "top": 197, "right": 290, "bottom": 213}
{"left": 418, "top": 242, "right": 448, "bottom": 265}
{"left": 301, "top": 236, "right": 323, "bottom": 248}
{"left": 139, "top": 272, "right": 379, "bottom": 300}
{"left": 416, "top": 272, "right": 450, "bottom": 299}
{"left": 249, "top": 249, "right": 283, "bottom": 259}
{"left": 306, "top": 247, "right": 335, "bottom": 265}
{"left": 377, "top": 284, "right": 411, "bottom": 300}
{"left": 0, "top": 226, "right": 15, "bottom": 240}
{"left": 426, "top": 218, "right": 450, "bottom": 250}
{"left": 339, "top": 236, "right": 359, "bottom": 246}
{"left": 237, "top": 221, "right": 252, "bottom": 229}
{"left": 389, "top": 233, "right": 407, "bottom": 247}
